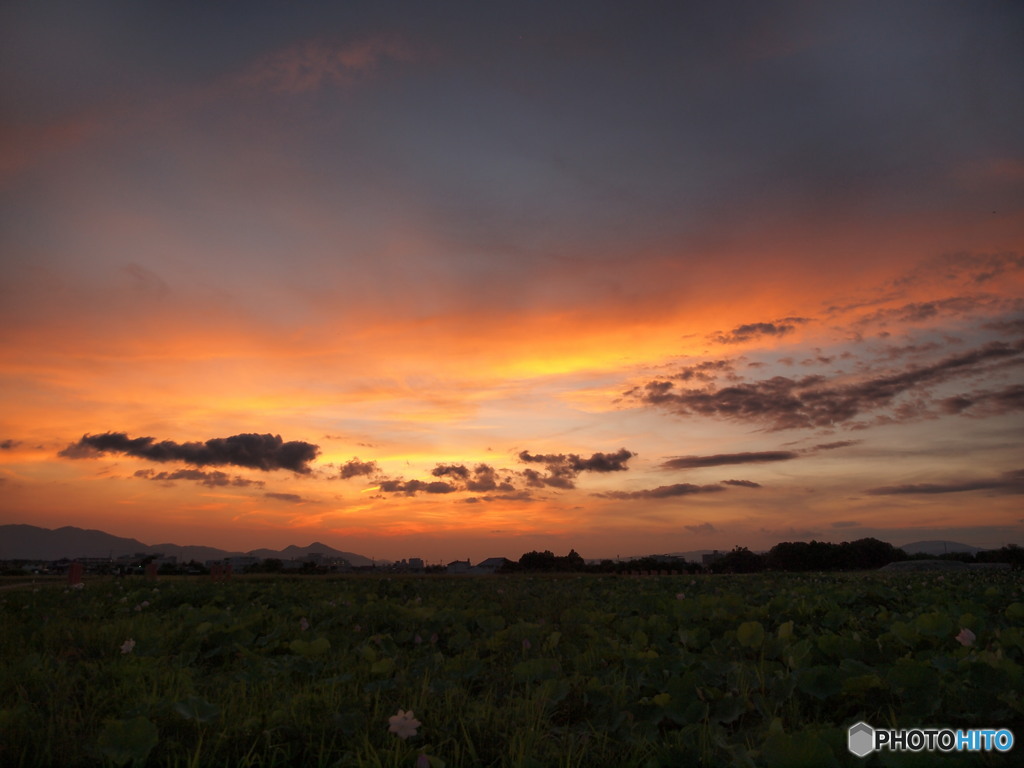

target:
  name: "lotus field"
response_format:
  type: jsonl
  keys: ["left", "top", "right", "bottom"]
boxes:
{"left": 2, "top": 571, "right": 1023, "bottom": 767}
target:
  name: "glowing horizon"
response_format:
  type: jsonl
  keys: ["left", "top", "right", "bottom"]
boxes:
{"left": 1, "top": 2, "right": 1022, "bottom": 562}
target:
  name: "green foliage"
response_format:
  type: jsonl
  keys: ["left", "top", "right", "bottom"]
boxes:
{"left": 761, "top": 726, "right": 839, "bottom": 768}
{"left": 95, "top": 716, "right": 158, "bottom": 766}
{"left": 1, "top": 570, "right": 1022, "bottom": 766}
{"left": 289, "top": 635, "right": 331, "bottom": 657}
{"left": 172, "top": 696, "right": 219, "bottom": 723}
{"left": 737, "top": 620, "right": 765, "bottom": 649}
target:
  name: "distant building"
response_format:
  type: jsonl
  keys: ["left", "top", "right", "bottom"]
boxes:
{"left": 472, "top": 557, "right": 512, "bottom": 574}
{"left": 17, "top": 561, "right": 51, "bottom": 574}
{"left": 387, "top": 558, "right": 424, "bottom": 573}
{"left": 77, "top": 556, "right": 116, "bottom": 571}
{"left": 293, "top": 552, "right": 351, "bottom": 571}
{"left": 702, "top": 550, "right": 723, "bottom": 566}
{"left": 446, "top": 559, "right": 471, "bottom": 574}
{"left": 204, "top": 556, "right": 258, "bottom": 570}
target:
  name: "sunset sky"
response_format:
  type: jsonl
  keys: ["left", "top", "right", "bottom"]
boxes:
{"left": 2, "top": 1, "right": 1022, "bottom": 563}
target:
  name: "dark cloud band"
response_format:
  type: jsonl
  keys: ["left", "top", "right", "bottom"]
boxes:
{"left": 378, "top": 479, "right": 457, "bottom": 495}
{"left": 662, "top": 451, "right": 797, "bottom": 469}
{"left": 517, "top": 448, "right": 635, "bottom": 489}
{"left": 133, "top": 468, "right": 264, "bottom": 488}
{"left": 594, "top": 482, "right": 725, "bottom": 500}
{"left": 866, "top": 469, "right": 1024, "bottom": 496}
{"left": 376, "top": 450, "right": 634, "bottom": 496}
{"left": 712, "top": 317, "right": 810, "bottom": 344}
{"left": 60, "top": 431, "right": 319, "bottom": 473}
{"left": 630, "top": 339, "right": 1024, "bottom": 430}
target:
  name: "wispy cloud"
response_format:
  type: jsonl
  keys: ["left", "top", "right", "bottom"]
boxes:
{"left": 234, "top": 37, "right": 415, "bottom": 94}
{"left": 685, "top": 522, "right": 718, "bottom": 533}
{"left": 264, "top": 492, "right": 307, "bottom": 503}
{"left": 378, "top": 479, "right": 457, "bottom": 495}
{"left": 855, "top": 296, "right": 1012, "bottom": 327}
{"left": 866, "top": 469, "right": 1024, "bottom": 496}
{"left": 940, "top": 385, "right": 1024, "bottom": 417}
{"left": 594, "top": 483, "right": 726, "bottom": 500}
{"left": 893, "top": 252, "right": 1024, "bottom": 290}
{"left": 711, "top": 317, "right": 810, "bottom": 345}
{"left": 630, "top": 339, "right": 1024, "bottom": 430}
{"left": 662, "top": 451, "right": 797, "bottom": 470}
{"left": 133, "top": 468, "right": 264, "bottom": 488}
{"left": 812, "top": 441, "right": 859, "bottom": 451}
{"left": 464, "top": 490, "right": 536, "bottom": 504}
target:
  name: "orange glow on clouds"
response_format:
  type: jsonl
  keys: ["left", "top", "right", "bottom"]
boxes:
{"left": 2, "top": 5, "right": 1023, "bottom": 561}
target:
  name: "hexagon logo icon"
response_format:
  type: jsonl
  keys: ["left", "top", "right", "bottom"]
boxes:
{"left": 848, "top": 721, "right": 875, "bottom": 757}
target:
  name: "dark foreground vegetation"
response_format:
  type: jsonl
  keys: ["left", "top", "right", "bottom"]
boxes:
{"left": 505, "top": 539, "right": 1023, "bottom": 575}
{"left": 2, "top": 569, "right": 1022, "bottom": 767}
{"left": 6, "top": 538, "right": 1020, "bottom": 580}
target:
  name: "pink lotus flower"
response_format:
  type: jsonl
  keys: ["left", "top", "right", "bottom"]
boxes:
{"left": 120, "top": 639, "right": 135, "bottom": 654}
{"left": 955, "top": 628, "right": 976, "bottom": 647}
{"left": 299, "top": 617, "right": 310, "bottom": 631}
{"left": 388, "top": 709, "right": 421, "bottom": 740}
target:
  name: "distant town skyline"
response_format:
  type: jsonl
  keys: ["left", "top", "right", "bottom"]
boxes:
{"left": 1, "top": 2, "right": 1022, "bottom": 562}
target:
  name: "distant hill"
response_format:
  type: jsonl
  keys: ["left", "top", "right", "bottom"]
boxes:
{"left": 899, "top": 540, "right": 986, "bottom": 556}
{"left": 0, "top": 524, "right": 374, "bottom": 566}
{"left": 0, "top": 524, "right": 150, "bottom": 560}
{"left": 249, "top": 542, "right": 375, "bottom": 567}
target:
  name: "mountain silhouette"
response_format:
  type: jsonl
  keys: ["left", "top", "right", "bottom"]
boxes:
{"left": 0, "top": 524, "right": 375, "bottom": 566}
{"left": 899, "top": 540, "right": 985, "bottom": 556}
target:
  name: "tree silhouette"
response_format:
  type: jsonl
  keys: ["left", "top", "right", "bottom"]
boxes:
{"left": 709, "top": 546, "right": 765, "bottom": 573}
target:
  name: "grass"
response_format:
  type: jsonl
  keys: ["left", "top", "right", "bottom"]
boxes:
{"left": 1, "top": 571, "right": 1022, "bottom": 766}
